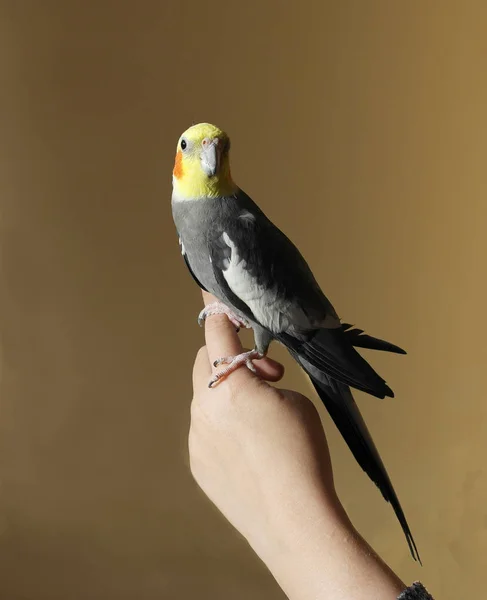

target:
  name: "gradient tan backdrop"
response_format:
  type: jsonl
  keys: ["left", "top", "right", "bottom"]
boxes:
{"left": 1, "top": 2, "right": 486, "bottom": 598}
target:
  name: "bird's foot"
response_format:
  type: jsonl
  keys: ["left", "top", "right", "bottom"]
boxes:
{"left": 198, "top": 301, "right": 251, "bottom": 332}
{"left": 208, "top": 349, "right": 264, "bottom": 388}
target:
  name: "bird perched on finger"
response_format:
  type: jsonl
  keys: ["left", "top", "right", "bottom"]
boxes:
{"left": 171, "top": 122, "right": 421, "bottom": 563}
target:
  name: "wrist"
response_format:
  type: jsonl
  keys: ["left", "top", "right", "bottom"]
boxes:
{"left": 250, "top": 493, "right": 405, "bottom": 600}
{"left": 248, "top": 487, "right": 347, "bottom": 587}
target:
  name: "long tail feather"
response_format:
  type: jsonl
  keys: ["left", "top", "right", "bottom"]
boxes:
{"left": 292, "top": 352, "right": 421, "bottom": 563}
{"left": 341, "top": 323, "right": 407, "bottom": 355}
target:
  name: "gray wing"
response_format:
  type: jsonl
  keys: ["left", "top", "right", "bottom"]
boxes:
{"left": 207, "top": 194, "right": 394, "bottom": 398}
{"left": 207, "top": 201, "right": 340, "bottom": 335}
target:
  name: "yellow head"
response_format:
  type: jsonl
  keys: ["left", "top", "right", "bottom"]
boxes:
{"left": 172, "top": 123, "right": 237, "bottom": 200}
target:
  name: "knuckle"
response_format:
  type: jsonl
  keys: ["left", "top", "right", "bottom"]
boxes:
{"left": 190, "top": 396, "right": 202, "bottom": 420}
{"left": 226, "top": 373, "right": 263, "bottom": 403}
{"left": 197, "top": 345, "right": 207, "bottom": 357}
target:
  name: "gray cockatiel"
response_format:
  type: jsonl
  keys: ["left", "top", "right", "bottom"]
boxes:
{"left": 171, "top": 122, "right": 421, "bottom": 563}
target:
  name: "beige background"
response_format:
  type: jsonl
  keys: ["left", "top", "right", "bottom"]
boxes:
{"left": 0, "top": 1, "right": 486, "bottom": 598}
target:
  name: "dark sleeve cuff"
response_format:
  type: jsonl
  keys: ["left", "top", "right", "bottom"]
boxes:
{"left": 398, "top": 581, "right": 434, "bottom": 599}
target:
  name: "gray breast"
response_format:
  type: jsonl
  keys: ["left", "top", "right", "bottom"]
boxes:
{"left": 172, "top": 197, "right": 221, "bottom": 297}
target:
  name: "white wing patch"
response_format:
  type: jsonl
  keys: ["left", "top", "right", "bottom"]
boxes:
{"left": 179, "top": 237, "right": 185, "bottom": 255}
{"left": 221, "top": 232, "right": 313, "bottom": 333}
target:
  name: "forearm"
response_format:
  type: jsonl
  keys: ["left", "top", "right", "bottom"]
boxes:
{"left": 253, "top": 496, "right": 405, "bottom": 600}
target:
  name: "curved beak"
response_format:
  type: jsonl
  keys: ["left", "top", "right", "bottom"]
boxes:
{"left": 200, "top": 137, "right": 220, "bottom": 177}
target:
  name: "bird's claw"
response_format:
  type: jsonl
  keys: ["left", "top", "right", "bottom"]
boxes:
{"left": 198, "top": 302, "right": 251, "bottom": 332}
{"left": 208, "top": 349, "right": 263, "bottom": 388}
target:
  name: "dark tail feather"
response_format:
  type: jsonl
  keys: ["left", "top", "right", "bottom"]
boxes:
{"left": 341, "top": 323, "right": 407, "bottom": 355}
{"left": 278, "top": 328, "right": 394, "bottom": 399}
{"left": 294, "top": 352, "right": 421, "bottom": 563}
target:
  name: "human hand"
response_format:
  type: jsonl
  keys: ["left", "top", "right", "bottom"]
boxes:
{"left": 189, "top": 292, "right": 341, "bottom": 558}
{"left": 188, "top": 291, "right": 405, "bottom": 600}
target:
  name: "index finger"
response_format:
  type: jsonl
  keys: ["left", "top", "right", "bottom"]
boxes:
{"left": 202, "top": 291, "right": 244, "bottom": 368}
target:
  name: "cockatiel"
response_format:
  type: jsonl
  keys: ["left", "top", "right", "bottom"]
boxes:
{"left": 171, "top": 122, "right": 421, "bottom": 563}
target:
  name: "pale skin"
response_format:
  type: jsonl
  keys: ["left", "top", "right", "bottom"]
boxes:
{"left": 189, "top": 291, "right": 407, "bottom": 600}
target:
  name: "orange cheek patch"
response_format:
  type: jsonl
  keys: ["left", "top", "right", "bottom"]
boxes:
{"left": 173, "top": 150, "right": 183, "bottom": 179}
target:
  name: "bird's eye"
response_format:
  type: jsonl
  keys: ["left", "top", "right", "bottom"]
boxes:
{"left": 181, "top": 139, "right": 187, "bottom": 151}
